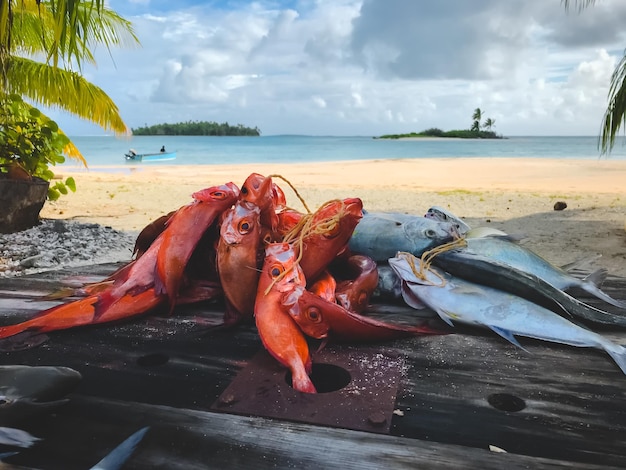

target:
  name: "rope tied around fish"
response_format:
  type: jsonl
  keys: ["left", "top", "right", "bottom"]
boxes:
{"left": 264, "top": 198, "right": 349, "bottom": 295}
{"left": 398, "top": 237, "right": 468, "bottom": 287}
{"left": 267, "top": 174, "right": 311, "bottom": 214}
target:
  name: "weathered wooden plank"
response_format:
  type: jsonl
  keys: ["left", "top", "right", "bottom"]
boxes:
{"left": 12, "top": 395, "right": 625, "bottom": 470}
{"left": 0, "top": 263, "right": 624, "bottom": 468}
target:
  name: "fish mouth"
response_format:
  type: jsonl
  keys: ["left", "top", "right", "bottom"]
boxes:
{"left": 449, "top": 224, "right": 463, "bottom": 240}
{"left": 343, "top": 198, "right": 364, "bottom": 217}
{"left": 0, "top": 366, "right": 82, "bottom": 425}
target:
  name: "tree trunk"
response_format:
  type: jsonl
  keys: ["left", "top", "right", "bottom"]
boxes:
{"left": 0, "top": 177, "right": 49, "bottom": 233}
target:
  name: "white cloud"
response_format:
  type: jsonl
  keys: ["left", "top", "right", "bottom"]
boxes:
{"left": 51, "top": 0, "right": 626, "bottom": 136}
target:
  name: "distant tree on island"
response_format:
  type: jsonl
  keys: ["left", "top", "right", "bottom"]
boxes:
{"left": 483, "top": 117, "right": 496, "bottom": 131}
{"left": 376, "top": 108, "right": 501, "bottom": 140}
{"left": 132, "top": 121, "right": 261, "bottom": 136}
{"left": 471, "top": 108, "right": 484, "bottom": 132}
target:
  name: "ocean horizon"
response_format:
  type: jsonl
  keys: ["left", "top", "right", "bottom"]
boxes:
{"left": 60, "top": 135, "right": 626, "bottom": 169}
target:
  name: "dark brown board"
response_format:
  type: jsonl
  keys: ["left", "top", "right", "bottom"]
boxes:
{"left": 0, "top": 263, "right": 623, "bottom": 469}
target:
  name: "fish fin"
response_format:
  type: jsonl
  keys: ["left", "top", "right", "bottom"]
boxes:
{"left": 583, "top": 268, "right": 608, "bottom": 287}
{"left": 0, "top": 427, "right": 41, "bottom": 448}
{"left": 487, "top": 325, "right": 529, "bottom": 352}
{"left": 604, "top": 344, "right": 626, "bottom": 376}
{"left": 502, "top": 233, "right": 527, "bottom": 243}
{"left": 153, "top": 268, "right": 167, "bottom": 297}
{"left": 316, "top": 338, "right": 329, "bottom": 353}
{"left": 434, "top": 309, "right": 456, "bottom": 327}
{"left": 90, "top": 426, "right": 149, "bottom": 470}
{"left": 399, "top": 283, "right": 427, "bottom": 310}
{"left": 561, "top": 254, "right": 602, "bottom": 272}
{"left": 0, "top": 451, "right": 19, "bottom": 461}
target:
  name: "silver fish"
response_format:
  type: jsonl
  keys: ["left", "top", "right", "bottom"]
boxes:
{"left": 424, "top": 206, "right": 471, "bottom": 234}
{"left": 349, "top": 211, "right": 458, "bottom": 262}
{"left": 425, "top": 206, "right": 520, "bottom": 240}
{"left": 0, "top": 365, "right": 82, "bottom": 426}
{"left": 389, "top": 253, "right": 626, "bottom": 376}
{"left": 463, "top": 236, "right": 626, "bottom": 309}
{"left": 431, "top": 249, "right": 626, "bottom": 328}
{"left": 374, "top": 264, "right": 406, "bottom": 302}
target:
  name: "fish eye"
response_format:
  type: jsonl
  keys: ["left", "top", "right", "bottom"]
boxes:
{"left": 238, "top": 220, "right": 251, "bottom": 234}
{"left": 270, "top": 264, "right": 284, "bottom": 278}
{"left": 306, "top": 307, "right": 322, "bottom": 323}
{"left": 212, "top": 190, "right": 226, "bottom": 200}
{"left": 241, "top": 186, "right": 249, "bottom": 195}
{"left": 425, "top": 229, "right": 436, "bottom": 238}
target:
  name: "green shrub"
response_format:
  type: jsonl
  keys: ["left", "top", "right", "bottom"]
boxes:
{"left": 0, "top": 94, "right": 76, "bottom": 200}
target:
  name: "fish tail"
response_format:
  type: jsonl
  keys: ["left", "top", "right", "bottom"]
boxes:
{"left": 0, "top": 294, "right": 104, "bottom": 339}
{"left": 291, "top": 369, "right": 317, "bottom": 394}
{"left": 605, "top": 343, "right": 626, "bottom": 376}
{"left": 581, "top": 282, "right": 626, "bottom": 310}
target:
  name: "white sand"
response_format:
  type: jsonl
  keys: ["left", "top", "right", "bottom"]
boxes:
{"left": 42, "top": 158, "right": 626, "bottom": 277}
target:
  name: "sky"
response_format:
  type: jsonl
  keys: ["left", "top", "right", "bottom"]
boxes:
{"left": 46, "top": 0, "right": 626, "bottom": 136}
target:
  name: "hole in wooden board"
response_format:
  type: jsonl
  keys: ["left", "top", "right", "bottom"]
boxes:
{"left": 487, "top": 393, "right": 526, "bottom": 412}
{"left": 285, "top": 363, "right": 351, "bottom": 393}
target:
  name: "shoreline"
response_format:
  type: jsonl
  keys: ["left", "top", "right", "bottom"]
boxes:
{"left": 42, "top": 157, "right": 626, "bottom": 277}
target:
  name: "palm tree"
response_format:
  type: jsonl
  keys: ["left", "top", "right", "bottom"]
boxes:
{"left": 1, "top": 0, "right": 139, "bottom": 161}
{"left": 483, "top": 118, "right": 496, "bottom": 131}
{"left": 562, "top": 0, "right": 625, "bottom": 153}
{"left": 471, "top": 108, "right": 483, "bottom": 132}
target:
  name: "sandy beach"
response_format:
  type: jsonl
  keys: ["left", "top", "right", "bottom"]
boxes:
{"left": 41, "top": 157, "right": 626, "bottom": 277}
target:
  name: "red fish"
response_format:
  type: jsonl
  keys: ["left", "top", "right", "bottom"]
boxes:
{"left": 217, "top": 200, "right": 264, "bottom": 321}
{"left": 0, "top": 236, "right": 168, "bottom": 339}
{"left": 308, "top": 270, "right": 337, "bottom": 303}
{"left": 296, "top": 198, "right": 363, "bottom": 282}
{"left": 0, "top": 227, "right": 227, "bottom": 339}
{"left": 291, "top": 289, "right": 447, "bottom": 343}
{"left": 133, "top": 210, "right": 175, "bottom": 259}
{"left": 240, "top": 173, "right": 283, "bottom": 233}
{"left": 275, "top": 209, "right": 304, "bottom": 240}
{"left": 0, "top": 289, "right": 164, "bottom": 339}
{"left": 333, "top": 255, "right": 379, "bottom": 313}
{"left": 254, "top": 243, "right": 316, "bottom": 394}
{"left": 155, "top": 183, "right": 239, "bottom": 311}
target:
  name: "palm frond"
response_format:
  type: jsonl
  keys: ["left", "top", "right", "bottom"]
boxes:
{"left": 12, "top": 1, "right": 139, "bottom": 70}
{"left": 562, "top": 0, "right": 598, "bottom": 12}
{"left": 7, "top": 56, "right": 129, "bottom": 134}
{"left": 600, "top": 53, "right": 626, "bottom": 154}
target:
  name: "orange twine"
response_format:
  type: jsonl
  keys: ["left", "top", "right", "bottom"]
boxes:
{"left": 263, "top": 198, "right": 348, "bottom": 295}
{"left": 398, "top": 237, "right": 468, "bottom": 287}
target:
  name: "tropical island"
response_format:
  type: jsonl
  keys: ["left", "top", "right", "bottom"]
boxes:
{"left": 132, "top": 120, "right": 261, "bottom": 136}
{"left": 376, "top": 108, "right": 502, "bottom": 140}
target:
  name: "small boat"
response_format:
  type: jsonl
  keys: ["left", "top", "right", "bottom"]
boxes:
{"left": 124, "top": 150, "right": 176, "bottom": 162}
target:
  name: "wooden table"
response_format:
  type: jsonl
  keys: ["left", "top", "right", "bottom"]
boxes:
{"left": 0, "top": 263, "right": 624, "bottom": 469}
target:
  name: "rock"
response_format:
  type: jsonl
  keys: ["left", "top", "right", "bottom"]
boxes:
{"left": 0, "top": 219, "right": 136, "bottom": 278}
{"left": 19, "top": 254, "right": 43, "bottom": 268}
{"left": 553, "top": 201, "right": 567, "bottom": 211}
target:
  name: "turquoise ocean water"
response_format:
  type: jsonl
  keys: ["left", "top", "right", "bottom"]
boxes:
{"left": 62, "top": 135, "right": 626, "bottom": 169}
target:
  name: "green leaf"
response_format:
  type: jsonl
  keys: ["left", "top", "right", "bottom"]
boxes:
{"left": 65, "top": 177, "right": 76, "bottom": 192}
{"left": 48, "top": 187, "right": 61, "bottom": 201}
